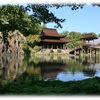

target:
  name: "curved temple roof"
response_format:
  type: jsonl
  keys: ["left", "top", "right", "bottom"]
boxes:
{"left": 80, "top": 33, "right": 98, "bottom": 40}
{"left": 41, "top": 28, "right": 66, "bottom": 38}
{"left": 40, "top": 28, "right": 69, "bottom": 43}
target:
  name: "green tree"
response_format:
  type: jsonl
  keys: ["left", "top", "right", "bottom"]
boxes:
{"left": 67, "top": 31, "right": 82, "bottom": 49}
{"left": 60, "top": 30, "right": 69, "bottom": 36}
{"left": 82, "top": 32, "right": 88, "bottom": 36}
{"left": 89, "top": 32, "right": 97, "bottom": 36}
{"left": 26, "top": 4, "right": 66, "bottom": 28}
{"left": 26, "top": 35, "right": 41, "bottom": 48}
{"left": 82, "top": 32, "right": 97, "bottom": 38}
{"left": 98, "top": 34, "right": 100, "bottom": 37}
{"left": 0, "top": 4, "right": 42, "bottom": 46}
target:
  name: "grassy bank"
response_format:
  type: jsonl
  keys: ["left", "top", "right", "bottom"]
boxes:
{"left": 0, "top": 77, "right": 100, "bottom": 95}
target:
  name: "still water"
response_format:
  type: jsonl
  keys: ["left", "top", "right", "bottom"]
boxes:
{"left": 0, "top": 54, "right": 100, "bottom": 84}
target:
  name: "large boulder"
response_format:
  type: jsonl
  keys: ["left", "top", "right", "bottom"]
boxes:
{"left": 7, "top": 30, "right": 26, "bottom": 54}
{"left": 0, "top": 30, "right": 26, "bottom": 55}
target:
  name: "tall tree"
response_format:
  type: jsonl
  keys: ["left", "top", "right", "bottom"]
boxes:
{"left": 0, "top": 5, "right": 41, "bottom": 35}
{"left": 98, "top": 34, "right": 100, "bottom": 37}
{"left": 60, "top": 30, "right": 69, "bottom": 36}
{"left": 25, "top": 4, "right": 66, "bottom": 28}
{"left": 67, "top": 31, "right": 82, "bottom": 49}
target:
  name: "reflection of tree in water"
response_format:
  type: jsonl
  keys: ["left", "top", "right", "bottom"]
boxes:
{"left": 67, "top": 59, "right": 83, "bottom": 74}
{"left": 0, "top": 54, "right": 25, "bottom": 84}
{"left": 21, "top": 56, "right": 68, "bottom": 81}
{"left": 75, "top": 55, "right": 99, "bottom": 77}
{"left": 0, "top": 54, "right": 99, "bottom": 84}
{"left": 33, "top": 55, "right": 68, "bottom": 81}
{"left": 24, "top": 55, "right": 100, "bottom": 81}
{"left": 83, "top": 69, "right": 96, "bottom": 77}
{"left": 82, "top": 57, "right": 96, "bottom": 77}
{"left": 34, "top": 55, "right": 96, "bottom": 80}
{"left": 6, "top": 56, "right": 42, "bottom": 82}
{"left": 15, "top": 71, "right": 41, "bottom": 82}
{"left": 25, "top": 65, "right": 41, "bottom": 81}
{"left": 82, "top": 55, "right": 100, "bottom": 66}
{"left": 15, "top": 56, "right": 42, "bottom": 81}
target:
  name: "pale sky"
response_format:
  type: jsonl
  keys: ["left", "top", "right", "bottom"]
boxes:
{"left": 46, "top": 4, "right": 100, "bottom": 35}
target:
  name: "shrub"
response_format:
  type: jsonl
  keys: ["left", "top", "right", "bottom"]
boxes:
{"left": 57, "top": 49, "right": 62, "bottom": 53}
{"left": 50, "top": 48, "right": 54, "bottom": 53}
{"left": 22, "top": 43, "right": 30, "bottom": 54}
{"left": 57, "top": 56, "right": 61, "bottom": 61}
{"left": 33, "top": 46, "right": 39, "bottom": 52}
{"left": 31, "top": 46, "right": 39, "bottom": 55}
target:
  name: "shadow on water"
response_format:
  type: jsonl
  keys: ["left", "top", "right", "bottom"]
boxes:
{"left": 0, "top": 54, "right": 100, "bottom": 84}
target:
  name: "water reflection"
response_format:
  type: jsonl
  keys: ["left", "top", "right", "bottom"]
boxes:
{"left": 38, "top": 55, "right": 100, "bottom": 81}
{"left": 0, "top": 54, "right": 100, "bottom": 84}
{"left": 40, "top": 59, "right": 67, "bottom": 80}
{"left": 0, "top": 54, "right": 25, "bottom": 84}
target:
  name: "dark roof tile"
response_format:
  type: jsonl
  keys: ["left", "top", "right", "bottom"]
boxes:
{"left": 40, "top": 28, "right": 69, "bottom": 43}
{"left": 80, "top": 33, "right": 98, "bottom": 40}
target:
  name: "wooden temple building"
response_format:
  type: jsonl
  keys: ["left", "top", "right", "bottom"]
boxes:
{"left": 80, "top": 33, "right": 98, "bottom": 45}
{"left": 80, "top": 33, "right": 98, "bottom": 55}
{"left": 69, "top": 33, "right": 98, "bottom": 55}
{"left": 39, "top": 28, "right": 69, "bottom": 49}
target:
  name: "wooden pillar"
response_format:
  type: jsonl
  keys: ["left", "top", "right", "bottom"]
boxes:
{"left": 93, "top": 39, "right": 94, "bottom": 46}
{"left": 63, "top": 44, "right": 66, "bottom": 50}
{"left": 99, "top": 49, "right": 100, "bottom": 55}
{"left": 62, "top": 44, "right": 63, "bottom": 49}
{"left": 61, "top": 44, "right": 62, "bottom": 49}
{"left": 88, "top": 40, "right": 89, "bottom": 45}
{"left": 4, "top": 43, "right": 7, "bottom": 53}
{"left": 57, "top": 45, "right": 58, "bottom": 49}
{"left": 85, "top": 49, "right": 87, "bottom": 54}
{"left": 94, "top": 51, "right": 96, "bottom": 63}
{"left": 89, "top": 48, "right": 92, "bottom": 57}
{"left": 47, "top": 45, "right": 48, "bottom": 49}
{"left": 52, "top": 44, "right": 53, "bottom": 49}
{"left": 46, "top": 44, "right": 47, "bottom": 49}
{"left": 81, "top": 46, "right": 84, "bottom": 57}
{"left": 74, "top": 47, "right": 76, "bottom": 56}
{"left": 95, "top": 49, "right": 96, "bottom": 56}
{"left": 79, "top": 50, "right": 80, "bottom": 55}
{"left": 88, "top": 48, "right": 89, "bottom": 55}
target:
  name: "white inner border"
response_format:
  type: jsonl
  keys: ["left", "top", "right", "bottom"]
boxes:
{"left": 0, "top": 0, "right": 100, "bottom": 99}
{"left": 0, "top": 0, "right": 100, "bottom": 4}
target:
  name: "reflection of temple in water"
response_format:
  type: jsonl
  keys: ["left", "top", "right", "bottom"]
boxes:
{"left": 39, "top": 61, "right": 68, "bottom": 80}
{"left": 72, "top": 55, "right": 100, "bottom": 77}
{"left": 37, "top": 55, "right": 100, "bottom": 80}
{"left": 83, "top": 69, "right": 96, "bottom": 77}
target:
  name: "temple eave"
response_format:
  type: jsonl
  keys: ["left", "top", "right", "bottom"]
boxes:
{"left": 41, "top": 40, "right": 68, "bottom": 43}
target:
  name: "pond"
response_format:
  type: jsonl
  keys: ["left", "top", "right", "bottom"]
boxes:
{"left": 0, "top": 54, "right": 100, "bottom": 84}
